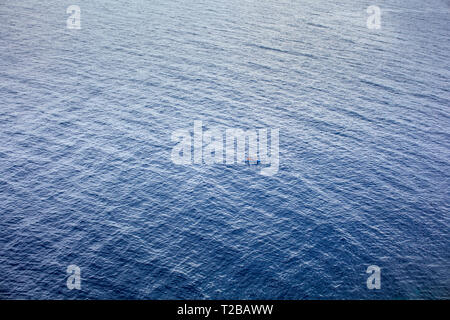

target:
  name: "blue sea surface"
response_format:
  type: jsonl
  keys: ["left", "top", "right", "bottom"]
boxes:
{"left": 0, "top": 0, "right": 449, "bottom": 299}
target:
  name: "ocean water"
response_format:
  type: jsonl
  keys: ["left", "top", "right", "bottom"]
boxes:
{"left": 0, "top": 0, "right": 449, "bottom": 299}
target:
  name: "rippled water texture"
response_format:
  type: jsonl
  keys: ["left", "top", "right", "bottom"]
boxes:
{"left": 0, "top": 0, "right": 449, "bottom": 299}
